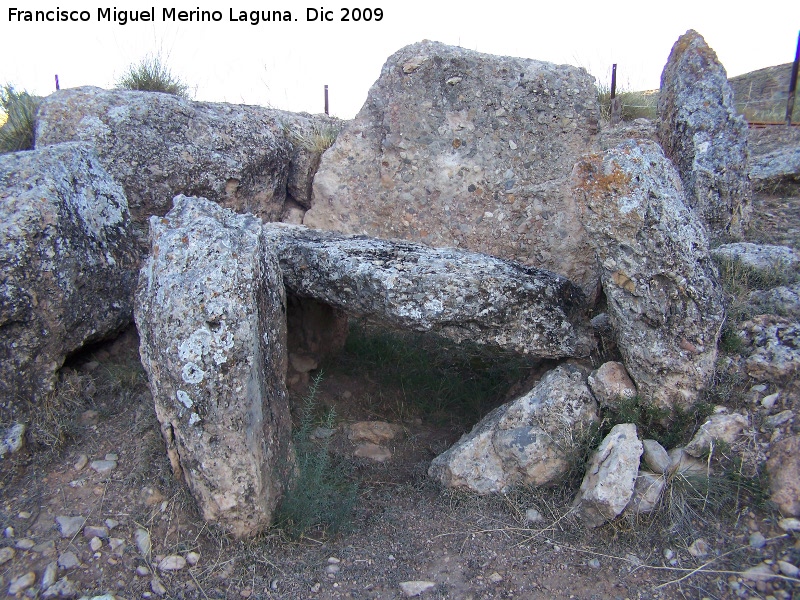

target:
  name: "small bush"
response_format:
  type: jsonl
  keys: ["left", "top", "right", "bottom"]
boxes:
{"left": 596, "top": 84, "right": 657, "bottom": 122}
{"left": 0, "top": 85, "right": 40, "bottom": 153}
{"left": 275, "top": 373, "right": 359, "bottom": 538}
{"left": 115, "top": 54, "right": 190, "bottom": 98}
{"left": 286, "top": 121, "right": 342, "bottom": 154}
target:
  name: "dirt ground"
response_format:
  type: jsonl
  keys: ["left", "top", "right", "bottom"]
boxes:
{"left": 2, "top": 184, "right": 800, "bottom": 600}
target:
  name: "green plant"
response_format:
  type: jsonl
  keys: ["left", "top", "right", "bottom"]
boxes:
{"left": 596, "top": 83, "right": 657, "bottom": 122}
{"left": 115, "top": 54, "right": 190, "bottom": 98}
{"left": 275, "top": 373, "right": 358, "bottom": 538}
{"left": 0, "top": 85, "right": 40, "bottom": 153}
{"left": 285, "top": 120, "right": 342, "bottom": 153}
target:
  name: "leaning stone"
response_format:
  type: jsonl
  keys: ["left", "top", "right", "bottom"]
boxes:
{"left": 587, "top": 361, "right": 636, "bottom": 407}
{"left": 304, "top": 40, "right": 602, "bottom": 296}
{"left": 429, "top": 364, "right": 598, "bottom": 493}
{"left": 625, "top": 471, "right": 666, "bottom": 515}
{"left": 0, "top": 143, "right": 137, "bottom": 421}
{"left": 739, "top": 316, "right": 800, "bottom": 382}
{"left": 712, "top": 243, "right": 800, "bottom": 272}
{"left": 573, "top": 139, "right": 724, "bottom": 410}
{"left": 657, "top": 29, "right": 751, "bottom": 241}
{"left": 684, "top": 411, "right": 749, "bottom": 457}
{"left": 265, "top": 224, "right": 594, "bottom": 359}
{"left": 642, "top": 439, "right": 671, "bottom": 475}
{"left": 135, "top": 196, "right": 292, "bottom": 538}
{"left": 767, "top": 436, "right": 800, "bottom": 517}
{"left": 573, "top": 423, "right": 643, "bottom": 527}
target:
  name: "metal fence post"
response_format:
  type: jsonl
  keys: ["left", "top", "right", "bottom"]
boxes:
{"left": 786, "top": 31, "right": 799, "bottom": 126}
{"left": 324, "top": 85, "right": 329, "bottom": 116}
{"left": 610, "top": 64, "right": 621, "bottom": 125}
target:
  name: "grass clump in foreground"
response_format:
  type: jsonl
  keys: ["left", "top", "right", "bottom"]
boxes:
{"left": 285, "top": 120, "right": 342, "bottom": 154}
{"left": 115, "top": 54, "right": 190, "bottom": 98}
{"left": 0, "top": 85, "right": 40, "bottom": 153}
{"left": 596, "top": 84, "right": 657, "bottom": 122}
{"left": 275, "top": 373, "right": 359, "bottom": 538}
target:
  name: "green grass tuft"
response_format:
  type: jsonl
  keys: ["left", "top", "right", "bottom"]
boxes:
{"left": 0, "top": 85, "right": 40, "bottom": 153}
{"left": 115, "top": 54, "right": 190, "bottom": 98}
{"left": 285, "top": 120, "right": 342, "bottom": 154}
{"left": 596, "top": 84, "right": 657, "bottom": 122}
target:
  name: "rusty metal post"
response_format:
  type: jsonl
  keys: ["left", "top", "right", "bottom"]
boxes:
{"left": 786, "top": 31, "right": 800, "bottom": 126}
{"left": 324, "top": 85, "right": 329, "bottom": 115}
{"left": 55, "top": 75, "right": 60, "bottom": 91}
{"left": 610, "top": 64, "right": 621, "bottom": 125}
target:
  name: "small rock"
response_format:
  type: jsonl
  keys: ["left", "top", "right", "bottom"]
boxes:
{"left": 766, "top": 410, "right": 794, "bottom": 429}
{"left": 353, "top": 443, "right": 392, "bottom": 462}
{"left": 104, "top": 453, "right": 118, "bottom": 461}
{"left": 4, "top": 526, "right": 13, "bottom": 537}
{"left": 84, "top": 525, "right": 109, "bottom": 539}
{"left": 32, "top": 540, "right": 55, "bottom": 556}
{"left": 684, "top": 412, "right": 749, "bottom": 457}
{"left": 55, "top": 515, "right": 85, "bottom": 538}
{"left": 14, "top": 538, "right": 35, "bottom": 550}
{"left": 778, "top": 518, "right": 800, "bottom": 532}
{"left": 626, "top": 471, "right": 666, "bottom": 515}
{"left": 749, "top": 532, "right": 767, "bottom": 549}
{"left": 90, "top": 460, "right": 117, "bottom": 475}
{"left": 642, "top": 439, "right": 671, "bottom": 474}
{"left": 327, "top": 557, "right": 340, "bottom": 564}
{"left": 41, "top": 577, "right": 77, "bottom": 599}
{"left": 0, "top": 547, "right": 15, "bottom": 565}
{"left": 688, "top": 538, "right": 709, "bottom": 558}
{"left": 185, "top": 551, "right": 200, "bottom": 566}
{"left": 762, "top": 392, "right": 780, "bottom": 409}
{"left": 158, "top": 555, "right": 187, "bottom": 571}
{"left": 0, "top": 423, "right": 26, "bottom": 458}
{"left": 778, "top": 560, "right": 799, "bottom": 578}
{"left": 399, "top": 581, "right": 437, "bottom": 597}
{"left": 17, "top": 511, "right": 31, "bottom": 520}
{"left": 58, "top": 551, "right": 80, "bottom": 570}
{"left": 348, "top": 421, "right": 403, "bottom": 444}
{"left": 663, "top": 548, "right": 674, "bottom": 560}
{"left": 151, "top": 577, "right": 167, "bottom": 597}
{"left": 8, "top": 571, "right": 36, "bottom": 595}
{"left": 587, "top": 361, "right": 636, "bottom": 407}
{"left": 104, "top": 519, "right": 119, "bottom": 530}
{"left": 311, "top": 582, "right": 321, "bottom": 593}
{"left": 40, "top": 562, "right": 58, "bottom": 591}
{"left": 134, "top": 528, "right": 151, "bottom": 556}
{"left": 110, "top": 538, "right": 125, "bottom": 556}
{"left": 79, "top": 410, "right": 99, "bottom": 425}
{"left": 90, "top": 536, "right": 103, "bottom": 552}
{"left": 588, "top": 558, "right": 601, "bottom": 569}
{"left": 668, "top": 448, "right": 709, "bottom": 476}
{"left": 136, "top": 566, "right": 150, "bottom": 576}
{"left": 524, "top": 508, "right": 543, "bottom": 524}
{"left": 489, "top": 572, "right": 503, "bottom": 583}
{"left": 325, "top": 564, "right": 340, "bottom": 575}
{"left": 742, "top": 562, "right": 777, "bottom": 582}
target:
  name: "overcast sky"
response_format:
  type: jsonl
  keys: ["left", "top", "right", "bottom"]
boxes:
{"left": 1, "top": 1, "right": 797, "bottom": 119}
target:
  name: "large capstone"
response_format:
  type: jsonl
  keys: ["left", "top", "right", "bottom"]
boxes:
{"left": 264, "top": 224, "right": 594, "bottom": 358}
{"left": 428, "top": 364, "right": 599, "bottom": 493}
{"left": 657, "top": 29, "right": 751, "bottom": 241}
{"left": 303, "top": 40, "right": 602, "bottom": 296}
{"left": 135, "top": 196, "right": 291, "bottom": 538}
{"left": 573, "top": 139, "right": 725, "bottom": 410}
{"left": 0, "top": 142, "right": 137, "bottom": 420}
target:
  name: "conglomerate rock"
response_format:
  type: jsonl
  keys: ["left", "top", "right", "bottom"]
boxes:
{"left": 264, "top": 224, "right": 594, "bottom": 359}
{"left": 428, "top": 365, "right": 599, "bottom": 493}
{"left": 572, "top": 139, "right": 725, "bottom": 410}
{"left": 304, "top": 40, "right": 602, "bottom": 295}
{"left": 657, "top": 29, "right": 751, "bottom": 241}
{"left": 135, "top": 196, "right": 291, "bottom": 538}
{"left": 0, "top": 143, "right": 137, "bottom": 420}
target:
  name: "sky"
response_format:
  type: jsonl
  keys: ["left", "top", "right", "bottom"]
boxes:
{"left": 0, "top": 1, "right": 797, "bottom": 119}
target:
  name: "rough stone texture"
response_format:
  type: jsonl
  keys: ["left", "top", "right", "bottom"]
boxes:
{"left": 304, "top": 40, "right": 602, "bottom": 295}
{"left": 684, "top": 411, "right": 749, "bottom": 457}
{"left": 657, "top": 30, "right": 751, "bottom": 241}
{"left": 587, "top": 361, "right": 636, "bottom": 407}
{"left": 428, "top": 364, "right": 598, "bottom": 493}
{"left": 0, "top": 143, "right": 137, "bottom": 419}
{"left": 135, "top": 195, "right": 291, "bottom": 538}
{"left": 767, "top": 436, "right": 800, "bottom": 517}
{"left": 739, "top": 316, "right": 800, "bottom": 382}
{"left": 641, "top": 439, "right": 671, "bottom": 475}
{"left": 266, "top": 224, "right": 594, "bottom": 358}
{"left": 348, "top": 421, "right": 403, "bottom": 445}
{"left": 35, "top": 87, "right": 331, "bottom": 234}
{"left": 0, "top": 423, "right": 26, "bottom": 458}
{"left": 625, "top": 470, "right": 666, "bottom": 515}
{"left": 597, "top": 118, "right": 657, "bottom": 151}
{"left": 749, "top": 127, "right": 800, "bottom": 186}
{"left": 712, "top": 243, "right": 800, "bottom": 272}
{"left": 749, "top": 284, "right": 800, "bottom": 320}
{"left": 573, "top": 139, "right": 725, "bottom": 409}
{"left": 574, "top": 423, "right": 643, "bottom": 527}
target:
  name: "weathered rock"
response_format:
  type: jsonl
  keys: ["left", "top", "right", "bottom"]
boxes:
{"left": 657, "top": 30, "right": 751, "bottom": 241}
{"left": 749, "top": 284, "right": 800, "bottom": 319}
{"left": 668, "top": 447, "right": 710, "bottom": 477}
{"left": 35, "top": 87, "right": 331, "bottom": 232}
{"left": 684, "top": 411, "right": 749, "bottom": 457}
{"left": 748, "top": 125, "right": 800, "bottom": 187}
{"left": 0, "top": 143, "right": 137, "bottom": 419}
{"left": 265, "top": 224, "right": 594, "bottom": 358}
{"left": 587, "top": 361, "right": 636, "bottom": 407}
{"left": 574, "top": 423, "right": 643, "bottom": 527}
{"left": 712, "top": 242, "right": 800, "bottom": 272}
{"left": 573, "top": 139, "right": 724, "bottom": 409}
{"left": 625, "top": 470, "right": 666, "bottom": 515}
{"left": 739, "top": 316, "right": 800, "bottom": 382}
{"left": 0, "top": 423, "right": 26, "bottom": 458}
{"left": 304, "top": 40, "right": 602, "bottom": 295}
{"left": 348, "top": 421, "right": 403, "bottom": 444}
{"left": 767, "top": 435, "right": 800, "bottom": 517}
{"left": 353, "top": 443, "right": 392, "bottom": 462}
{"left": 135, "top": 195, "right": 292, "bottom": 538}
{"left": 429, "top": 364, "right": 598, "bottom": 493}
{"left": 641, "top": 439, "right": 671, "bottom": 475}
{"left": 399, "top": 581, "right": 437, "bottom": 597}
{"left": 55, "top": 516, "right": 85, "bottom": 539}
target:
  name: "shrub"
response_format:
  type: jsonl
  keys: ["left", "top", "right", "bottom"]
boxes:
{"left": 0, "top": 85, "right": 40, "bottom": 153}
{"left": 596, "top": 84, "right": 658, "bottom": 122}
{"left": 275, "top": 373, "right": 359, "bottom": 538}
{"left": 285, "top": 120, "right": 342, "bottom": 154}
{"left": 115, "top": 54, "right": 190, "bottom": 98}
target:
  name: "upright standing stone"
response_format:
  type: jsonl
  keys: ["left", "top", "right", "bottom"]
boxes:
{"left": 573, "top": 139, "right": 724, "bottom": 410}
{"left": 304, "top": 40, "right": 602, "bottom": 296}
{"left": 657, "top": 29, "right": 751, "bottom": 241}
{"left": 135, "top": 196, "right": 291, "bottom": 538}
{"left": 0, "top": 143, "right": 137, "bottom": 420}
